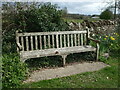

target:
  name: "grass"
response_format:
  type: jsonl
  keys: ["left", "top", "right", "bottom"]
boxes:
{"left": 20, "top": 54, "right": 119, "bottom": 88}
{"left": 63, "top": 18, "right": 83, "bottom": 23}
{"left": 63, "top": 18, "right": 100, "bottom": 23}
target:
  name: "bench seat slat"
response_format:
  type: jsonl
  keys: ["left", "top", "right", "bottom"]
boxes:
{"left": 20, "top": 46, "right": 96, "bottom": 59}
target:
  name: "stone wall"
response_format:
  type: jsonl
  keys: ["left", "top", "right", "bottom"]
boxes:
{"left": 66, "top": 20, "right": 118, "bottom": 37}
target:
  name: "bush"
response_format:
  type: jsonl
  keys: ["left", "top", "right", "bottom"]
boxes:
{"left": 2, "top": 53, "right": 28, "bottom": 88}
{"left": 100, "top": 9, "right": 113, "bottom": 20}
{"left": 2, "top": 2, "right": 69, "bottom": 53}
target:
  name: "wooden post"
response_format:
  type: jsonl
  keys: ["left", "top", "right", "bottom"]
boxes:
{"left": 96, "top": 43, "right": 99, "bottom": 61}
{"left": 74, "top": 34, "right": 77, "bottom": 46}
{"left": 84, "top": 34, "right": 87, "bottom": 45}
{"left": 61, "top": 55, "right": 67, "bottom": 67}
{"left": 48, "top": 35, "right": 50, "bottom": 48}
{"left": 81, "top": 34, "right": 83, "bottom": 46}
{"left": 52, "top": 35, "right": 55, "bottom": 48}
{"left": 71, "top": 34, "right": 73, "bottom": 47}
{"left": 21, "top": 36, "right": 24, "bottom": 51}
{"left": 35, "top": 36, "right": 38, "bottom": 50}
{"left": 56, "top": 34, "right": 59, "bottom": 48}
{"left": 44, "top": 35, "right": 46, "bottom": 49}
{"left": 30, "top": 36, "right": 33, "bottom": 50}
{"left": 60, "top": 34, "right": 62, "bottom": 48}
{"left": 78, "top": 34, "right": 80, "bottom": 46}
{"left": 26, "top": 36, "right": 29, "bottom": 51}
{"left": 39, "top": 35, "right": 42, "bottom": 50}
{"left": 64, "top": 34, "right": 66, "bottom": 47}
{"left": 67, "top": 34, "right": 70, "bottom": 47}
{"left": 87, "top": 27, "right": 90, "bottom": 38}
{"left": 16, "top": 30, "right": 19, "bottom": 52}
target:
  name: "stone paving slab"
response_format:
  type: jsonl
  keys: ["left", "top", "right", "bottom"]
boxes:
{"left": 23, "top": 61, "right": 109, "bottom": 83}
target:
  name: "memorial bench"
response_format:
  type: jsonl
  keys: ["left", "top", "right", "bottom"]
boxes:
{"left": 16, "top": 29, "right": 100, "bottom": 66}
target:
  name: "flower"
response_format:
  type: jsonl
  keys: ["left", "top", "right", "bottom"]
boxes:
{"left": 110, "top": 36, "right": 115, "bottom": 40}
{"left": 115, "top": 33, "right": 119, "bottom": 36}
{"left": 106, "top": 35, "right": 108, "bottom": 37}
{"left": 104, "top": 38, "right": 106, "bottom": 40}
{"left": 111, "top": 43, "right": 113, "bottom": 46}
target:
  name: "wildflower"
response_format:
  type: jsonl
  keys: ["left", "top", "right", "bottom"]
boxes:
{"left": 110, "top": 36, "right": 115, "bottom": 40}
{"left": 115, "top": 33, "right": 119, "bottom": 36}
{"left": 106, "top": 35, "right": 108, "bottom": 37}
{"left": 104, "top": 38, "right": 106, "bottom": 40}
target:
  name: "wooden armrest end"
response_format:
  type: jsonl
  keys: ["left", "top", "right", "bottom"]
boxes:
{"left": 88, "top": 37, "right": 100, "bottom": 43}
{"left": 16, "top": 43, "right": 22, "bottom": 50}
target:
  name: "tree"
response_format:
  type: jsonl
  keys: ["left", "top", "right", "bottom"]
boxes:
{"left": 100, "top": 9, "right": 113, "bottom": 20}
{"left": 102, "top": 0, "right": 119, "bottom": 19}
{"left": 61, "top": 7, "right": 68, "bottom": 17}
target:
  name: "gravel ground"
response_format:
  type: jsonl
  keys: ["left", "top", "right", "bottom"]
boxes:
{"left": 23, "top": 61, "right": 109, "bottom": 83}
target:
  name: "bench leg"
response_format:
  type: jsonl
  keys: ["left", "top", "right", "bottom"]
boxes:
{"left": 96, "top": 43, "right": 99, "bottom": 61}
{"left": 61, "top": 55, "right": 67, "bottom": 67}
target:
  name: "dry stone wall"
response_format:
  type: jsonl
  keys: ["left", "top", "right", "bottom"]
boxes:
{"left": 67, "top": 20, "right": 118, "bottom": 37}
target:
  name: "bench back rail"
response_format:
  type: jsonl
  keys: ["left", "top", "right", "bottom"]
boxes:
{"left": 16, "top": 31, "right": 89, "bottom": 52}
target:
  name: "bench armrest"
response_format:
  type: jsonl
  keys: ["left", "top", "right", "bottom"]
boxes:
{"left": 88, "top": 37, "right": 100, "bottom": 43}
{"left": 16, "top": 43, "right": 22, "bottom": 51}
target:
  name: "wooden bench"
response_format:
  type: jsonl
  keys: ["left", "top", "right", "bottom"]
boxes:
{"left": 16, "top": 29, "right": 100, "bottom": 66}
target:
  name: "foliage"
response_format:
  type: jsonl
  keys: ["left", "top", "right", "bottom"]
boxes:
{"left": 2, "top": 2, "right": 69, "bottom": 53}
{"left": 100, "top": 9, "right": 113, "bottom": 20}
{"left": 99, "top": 32, "right": 120, "bottom": 54}
{"left": 2, "top": 53, "right": 28, "bottom": 88}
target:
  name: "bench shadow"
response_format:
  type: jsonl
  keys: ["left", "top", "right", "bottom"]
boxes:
{"left": 25, "top": 51, "right": 96, "bottom": 72}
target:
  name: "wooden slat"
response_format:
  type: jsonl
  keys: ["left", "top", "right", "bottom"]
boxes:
{"left": 56, "top": 34, "right": 59, "bottom": 48}
{"left": 48, "top": 35, "right": 50, "bottom": 48}
{"left": 16, "top": 31, "right": 19, "bottom": 52}
{"left": 30, "top": 36, "right": 33, "bottom": 50}
{"left": 78, "top": 34, "right": 80, "bottom": 46}
{"left": 21, "top": 36, "right": 24, "bottom": 51}
{"left": 35, "top": 36, "right": 38, "bottom": 50}
{"left": 44, "top": 35, "right": 46, "bottom": 49}
{"left": 71, "top": 34, "right": 73, "bottom": 47}
{"left": 60, "top": 34, "right": 62, "bottom": 48}
{"left": 81, "top": 34, "right": 83, "bottom": 46}
{"left": 67, "top": 34, "right": 70, "bottom": 47}
{"left": 39, "top": 35, "right": 42, "bottom": 50}
{"left": 17, "top": 31, "right": 87, "bottom": 36}
{"left": 26, "top": 36, "right": 29, "bottom": 51}
{"left": 64, "top": 34, "right": 66, "bottom": 47}
{"left": 74, "top": 34, "right": 77, "bottom": 46}
{"left": 16, "top": 37, "right": 19, "bottom": 51}
{"left": 52, "top": 35, "right": 55, "bottom": 48}
{"left": 84, "top": 34, "right": 87, "bottom": 45}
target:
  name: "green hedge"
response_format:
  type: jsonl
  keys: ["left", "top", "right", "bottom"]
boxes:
{"left": 2, "top": 53, "right": 28, "bottom": 88}
{"left": 2, "top": 2, "right": 69, "bottom": 53}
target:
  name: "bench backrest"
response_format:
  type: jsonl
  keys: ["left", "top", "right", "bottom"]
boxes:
{"left": 16, "top": 30, "right": 89, "bottom": 51}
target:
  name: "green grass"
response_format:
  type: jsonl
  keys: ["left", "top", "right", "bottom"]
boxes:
{"left": 20, "top": 55, "right": 119, "bottom": 88}
{"left": 63, "top": 18, "right": 83, "bottom": 23}
{"left": 63, "top": 18, "right": 100, "bottom": 23}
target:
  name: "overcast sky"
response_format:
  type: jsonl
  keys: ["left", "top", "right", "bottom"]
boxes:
{"left": 51, "top": 2, "right": 107, "bottom": 15}
{"left": 3, "top": 0, "right": 115, "bottom": 15}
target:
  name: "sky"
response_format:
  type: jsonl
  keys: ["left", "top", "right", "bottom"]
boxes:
{"left": 2, "top": 0, "right": 115, "bottom": 15}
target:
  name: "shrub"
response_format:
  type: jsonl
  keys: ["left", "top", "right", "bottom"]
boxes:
{"left": 2, "top": 2, "right": 69, "bottom": 53}
{"left": 100, "top": 9, "right": 113, "bottom": 20}
{"left": 2, "top": 53, "right": 28, "bottom": 88}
